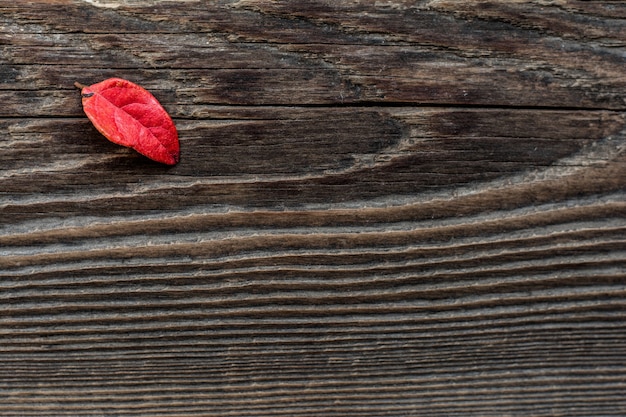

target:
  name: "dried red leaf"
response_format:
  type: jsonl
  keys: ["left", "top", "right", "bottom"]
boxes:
{"left": 75, "top": 78, "right": 179, "bottom": 165}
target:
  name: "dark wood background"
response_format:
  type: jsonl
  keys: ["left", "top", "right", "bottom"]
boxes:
{"left": 1, "top": 1, "right": 625, "bottom": 416}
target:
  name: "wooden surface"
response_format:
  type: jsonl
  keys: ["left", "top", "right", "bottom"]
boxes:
{"left": 1, "top": 1, "right": 625, "bottom": 416}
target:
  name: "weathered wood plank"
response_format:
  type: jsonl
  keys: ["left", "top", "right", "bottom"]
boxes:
{"left": 2, "top": 1, "right": 626, "bottom": 108}
{"left": 1, "top": 108, "right": 623, "bottom": 218}
{"left": 1, "top": 1, "right": 625, "bottom": 416}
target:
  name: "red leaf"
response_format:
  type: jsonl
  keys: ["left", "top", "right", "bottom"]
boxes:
{"left": 75, "top": 78, "right": 179, "bottom": 165}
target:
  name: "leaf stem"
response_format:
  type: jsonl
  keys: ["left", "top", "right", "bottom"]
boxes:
{"left": 74, "top": 82, "right": 87, "bottom": 89}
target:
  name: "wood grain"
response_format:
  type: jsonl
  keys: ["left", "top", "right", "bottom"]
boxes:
{"left": 1, "top": 1, "right": 625, "bottom": 416}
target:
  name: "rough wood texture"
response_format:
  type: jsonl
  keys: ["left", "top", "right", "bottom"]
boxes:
{"left": 1, "top": 1, "right": 625, "bottom": 416}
